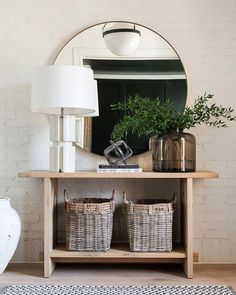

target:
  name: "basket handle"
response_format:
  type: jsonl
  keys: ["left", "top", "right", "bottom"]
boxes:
{"left": 171, "top": 192, "right": 177, "bottom": 212}
{"left": 111, "top": 189, "right": 116, "bottom": 212}
{"left": 64, "top": 189, "right": 69, "bottom": 202}
{"left": 64, "top": 189, "right": 69, "bottom": 213}
{"left": 123, "top": 192, "right": 134, "bottom": 213}
{"left": 112, "top": 189, "right": 116, "bottom": 201}
{"left": 123, "top": 191, "right": 127, "bottom": 202}
{"left": 172, "top": 192, "right": 177, "bottom": 203}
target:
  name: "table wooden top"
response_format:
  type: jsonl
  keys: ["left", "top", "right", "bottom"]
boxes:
{"left": 18, "top": 170, "right": 219, "bottom": 179}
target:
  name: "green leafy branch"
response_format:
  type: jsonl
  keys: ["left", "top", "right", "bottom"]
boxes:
{"left": 111, "top": 93, "right": 236, "bottom": 140}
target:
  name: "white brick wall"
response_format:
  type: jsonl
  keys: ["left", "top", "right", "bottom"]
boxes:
{"left": 0, "top": 0, "right": 236, "bottom": 263}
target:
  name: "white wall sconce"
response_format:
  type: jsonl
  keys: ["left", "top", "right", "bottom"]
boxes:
{"left": 102, "top": 22, "right": 141, "bottom": 56}
{"left": 31, "top": 65, "right": 98, "bottom": 172}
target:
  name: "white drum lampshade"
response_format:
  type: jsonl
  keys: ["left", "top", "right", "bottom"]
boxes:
{"left": 79, "top": 80, "right": 99, "bottom": 117}
{"left": 103, "top": 23, "right": 141, "bottom": 56}
{"left": 31, "top": 65, "right": 97, "bottom": 115}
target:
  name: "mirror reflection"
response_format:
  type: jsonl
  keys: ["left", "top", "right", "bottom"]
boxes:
{"left": 54, "top": 22, "right": 187, "bottom": 156}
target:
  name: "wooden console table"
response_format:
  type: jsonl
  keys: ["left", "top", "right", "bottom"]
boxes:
{"left": 18, "top": 170, "right": 218, "bottom": 278}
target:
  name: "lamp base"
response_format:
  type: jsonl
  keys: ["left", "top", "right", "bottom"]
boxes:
{"left": 50, "top": 142, "right": 75, "bottom": 172}
{"left": 49, "top": 114, "right": 76, "bottom": 172}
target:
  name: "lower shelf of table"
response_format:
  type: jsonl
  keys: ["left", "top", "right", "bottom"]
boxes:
{"left": 51, "top": 244, "right": 186, "bottom": 263}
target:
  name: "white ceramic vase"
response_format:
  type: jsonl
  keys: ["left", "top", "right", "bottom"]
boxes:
{"left": 0, "top": 197, "right": 21, "bottom": 274}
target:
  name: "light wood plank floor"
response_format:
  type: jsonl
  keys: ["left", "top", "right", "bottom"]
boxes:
{"left": 0, "top": 264, "right": 236, "bottom": 290}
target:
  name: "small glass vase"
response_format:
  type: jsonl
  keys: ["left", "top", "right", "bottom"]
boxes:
{"left": 151, "top": 128, "right": 196, "bottom": 172}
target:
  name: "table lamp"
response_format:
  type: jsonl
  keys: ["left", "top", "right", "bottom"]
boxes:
{"left": 31, "top": 65, "right": 98, "bottom": 172}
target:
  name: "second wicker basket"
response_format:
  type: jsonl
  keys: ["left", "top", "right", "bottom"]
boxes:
{"left": 123, "top": 192, "right": 174, "bottom": 252}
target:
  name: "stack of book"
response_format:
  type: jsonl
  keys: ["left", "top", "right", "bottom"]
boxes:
{"left": 97, "top": 164, "right": 142, "bottom": 173}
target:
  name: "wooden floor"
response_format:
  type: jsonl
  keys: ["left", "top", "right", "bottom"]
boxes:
{"left": 0, "top": 263, "right": 236, "bottom": 290}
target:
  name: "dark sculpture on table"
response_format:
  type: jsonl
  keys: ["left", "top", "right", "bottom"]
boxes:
{"left": 103, "top": 140, "right": 133, "bottom": 166}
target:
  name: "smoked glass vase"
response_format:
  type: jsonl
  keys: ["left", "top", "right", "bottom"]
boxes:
{"left": 151, "top": 128, "right": 196, "bottom": 172}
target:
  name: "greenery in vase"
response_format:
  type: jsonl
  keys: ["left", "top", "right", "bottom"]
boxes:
{"left": 111, "top": 93, "right": 236, "bottom": 140}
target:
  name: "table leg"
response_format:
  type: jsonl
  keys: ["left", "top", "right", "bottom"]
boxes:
{"left": 44, "top": 178, "right": 58, "bottom": 277}
{"left": 180, "top": 178, "right": 193, "bottom": 278}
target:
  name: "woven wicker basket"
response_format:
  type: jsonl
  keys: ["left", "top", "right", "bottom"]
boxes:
{"left": 123, "top": 192, "right": 174, "bottom": 252}
{"left": 65, "top": 190, "right": 115, "bottom": 251}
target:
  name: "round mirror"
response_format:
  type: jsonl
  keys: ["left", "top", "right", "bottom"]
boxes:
{"left": 54, "top": 22, "right": 187, "bottom": 156}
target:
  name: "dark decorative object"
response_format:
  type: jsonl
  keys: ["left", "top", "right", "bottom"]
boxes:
{"left": 104, "top": 140, "right": 133, "bottom": 165}
{"left": 151, "top": 128, "right": 196, "bottom": 172}
{"left": 111, "top": 93, "right": 236, "bottom": 172}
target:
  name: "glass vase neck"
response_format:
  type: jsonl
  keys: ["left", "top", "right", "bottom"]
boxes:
{"left": 166, "top": 127, "right": 184, "bottom": 133}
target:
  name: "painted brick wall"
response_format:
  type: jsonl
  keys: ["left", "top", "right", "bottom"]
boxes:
{"left": 0, "top": 0, "right": 236, "bottom": 263}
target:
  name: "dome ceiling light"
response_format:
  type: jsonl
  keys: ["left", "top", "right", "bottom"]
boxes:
{"left": 102, "top": 23, "right": 141, "bottom": 56}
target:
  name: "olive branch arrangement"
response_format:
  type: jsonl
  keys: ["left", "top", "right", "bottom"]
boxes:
{"left": 111, "top": 93, "right": 236, "bottom": 140}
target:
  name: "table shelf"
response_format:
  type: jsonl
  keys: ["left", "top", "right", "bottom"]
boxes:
{"left": 51, "top": 244, "right": 186, "bottom": 263}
